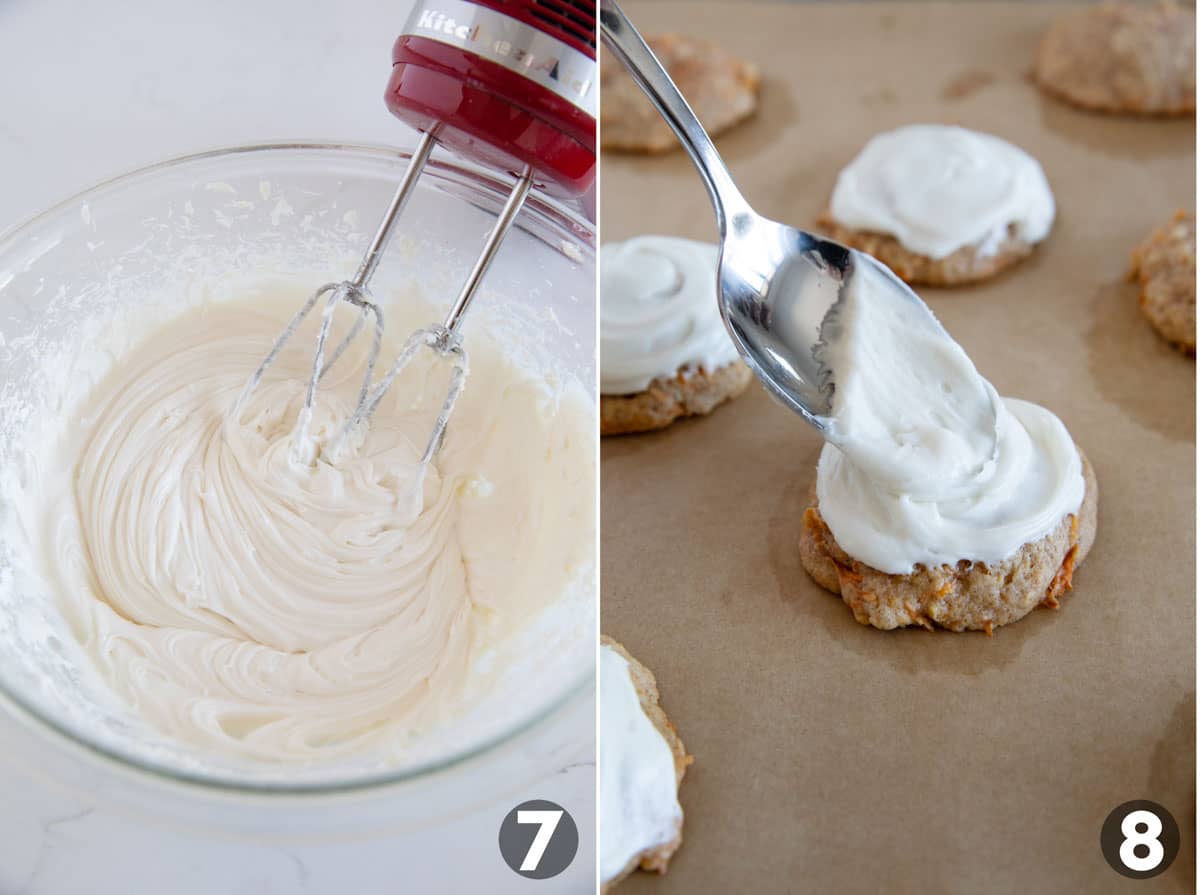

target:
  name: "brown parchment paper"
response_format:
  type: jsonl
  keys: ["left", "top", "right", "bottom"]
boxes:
{"left": 599, "top": 3, "right": 1196, "bottom": 893}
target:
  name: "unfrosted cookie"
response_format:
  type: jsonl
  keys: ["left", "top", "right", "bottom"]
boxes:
{"left": 1130, "top": 210, "right": 1196, "bottom": 353}
{"left": 819, "top": 125, "right": 1055, "bottom": 287}
{"left": 817, "top": 212, "right": 1039, "bottom": 287}
{"left": 600, "top": 636, "right": 692, "bottom": 893}
{"left": 1034, "top": 1, "right": 1195, "bottom": 116}
{"left": 800, "top": 451, "right": 1098, "bottom": 634}
{"left": 601, "top": 361, "right": 753, "bottom": 436}
{"left": 601, "top": 34, "right": 760, "bottom": 153}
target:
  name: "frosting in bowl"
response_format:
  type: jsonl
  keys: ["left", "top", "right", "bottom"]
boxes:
{"left": 829, "top": 124, "right": 1055, "bottom": 260}
{"left": 27, "top": 287, "right": 595, "bottom": 762}
{"left": 600, "top": 235, "right": 739, "bottom": 394}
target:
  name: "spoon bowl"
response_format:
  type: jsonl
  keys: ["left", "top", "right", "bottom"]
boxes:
{"left": 717, "top": 213, "right": 852, "bottom": 427}
{"left": 600, "top": 0, "right": 962, "bottom": 435}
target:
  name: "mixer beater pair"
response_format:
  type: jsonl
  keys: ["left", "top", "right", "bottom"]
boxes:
{"left": 234, "top": 0, "right": 597, "bottom": 470}
{"left": 234, "top": 133, "right": 533, "bottom": 467}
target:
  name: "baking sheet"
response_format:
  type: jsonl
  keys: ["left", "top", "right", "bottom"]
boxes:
{"left": 599, "top": 3, "right": 1196, "bottom": 892}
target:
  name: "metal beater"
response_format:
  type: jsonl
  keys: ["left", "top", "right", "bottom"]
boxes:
{"left": 235, "top": 0, "right": 597, "bottom": 468}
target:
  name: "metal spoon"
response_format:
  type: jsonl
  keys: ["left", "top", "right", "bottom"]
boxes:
{"left": 599, "top": 0, "right": 954, "bottom": 431}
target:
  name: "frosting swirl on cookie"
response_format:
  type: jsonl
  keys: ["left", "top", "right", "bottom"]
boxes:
{"left": 829, "top": 124, "right": 1055, "bottom": 260}
{"left": 600, "top": 236, "right": 739, "bottom": 394}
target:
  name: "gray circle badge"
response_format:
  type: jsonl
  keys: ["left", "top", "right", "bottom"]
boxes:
{"left": 1100, "top": 800, "right": 1180, "bottom": 880}
{"left": 498, "top": 799, "right": 579, "bottom": 879}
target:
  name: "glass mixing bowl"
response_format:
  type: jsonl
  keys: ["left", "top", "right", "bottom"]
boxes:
{"left": 0, "top": 143, "right": 596, "bottom": 799}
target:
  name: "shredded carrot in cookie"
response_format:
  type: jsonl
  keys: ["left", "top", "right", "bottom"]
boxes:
{"left": 835, "top": 563, "right": 863, "bottom": 587}
{"left": 1045, "top": 545, "right": 1078, "bottom": 605}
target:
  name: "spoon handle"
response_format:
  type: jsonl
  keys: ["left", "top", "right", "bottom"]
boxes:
{"left": 599, "top": 1, "right": 749, "bottom": 233}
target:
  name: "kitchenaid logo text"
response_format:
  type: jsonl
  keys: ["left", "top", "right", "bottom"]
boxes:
{"left": 411, "top": 9, "right": 594, "bottom": 102}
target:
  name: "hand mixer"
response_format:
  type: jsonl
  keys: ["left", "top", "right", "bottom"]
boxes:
{"left": 235, "top": 0, "right": 597, "bottom": 468}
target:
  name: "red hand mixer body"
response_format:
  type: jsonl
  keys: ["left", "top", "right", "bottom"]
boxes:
{"left": 387, "top": 0, "right": 597, "bottom": 198}
{"left": 237, "top": 0, "right": 597, "bottom": 469}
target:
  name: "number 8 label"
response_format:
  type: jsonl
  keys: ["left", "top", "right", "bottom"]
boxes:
{"left": 1119, "top": 809, "right": 1165, "bottom": 872}
{"left": 1101, "top": 800, "right": 1179, "bottom": 880}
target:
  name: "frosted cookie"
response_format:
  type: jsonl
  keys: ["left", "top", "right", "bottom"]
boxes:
{"left": 797, "top": 261, "right": 1096, "bottom": 634}
{"left": 601, "top": 34, "right": 760, "bottom": 153}
{"left": 801, "top": 450, "right": 1098, "bottom": 633}
{"left": 818, "top": 125, "right": 1056, "bottom": 286}
{"left": 600, "top": 637, "right": 691, "bottom": 892}
{"left": 1034, "top": 1, "right": 1195, "bottom": 116}
{"left": 601, "top": 236, "right": 751, "bottom": 435}
{"left": 601, "top": 363, "right": 753, "bottom": 437}
{"left": 1130, "top": 210, "right": 1195, "bottom": 353}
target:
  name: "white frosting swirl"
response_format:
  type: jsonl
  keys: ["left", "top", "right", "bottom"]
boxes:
{"left": 817, "top": 261, "right": 1084, "bottom": 575}
{"left": 830, "top": 124, "right": 1056, "bottom": 259}
{"left": 600, "top": 235, "right": 739, "bottom": 394}
{"left": 35, "top": 292, "right": 594, "bottom": 761}
{"left": 599, "top": 643, "right": 681, "bottom": 885}
{"left": 821, "top": 261, "right": 1003, "bottom": 501}
{"left": 819, "top": 399, "right": 1084, "bottom": 574}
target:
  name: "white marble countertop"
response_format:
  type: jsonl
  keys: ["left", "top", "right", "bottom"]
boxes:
{"left": 0, "top": 1, "right": 596, "bottom": 891}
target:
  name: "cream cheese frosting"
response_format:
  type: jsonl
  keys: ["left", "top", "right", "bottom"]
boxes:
{"left": 829, "top": 124, "right": 1056, "bottom": 260}
{"left": 817, "top": 259, "right": 1084, "bottom": 575}
{"left": 820, "top": 261, "right": 1003, "bottom": 500}
{"left": 31, "top": 288, "right": 594, "bottom": 762}
{"left": 600, "top": 235, "right": 739, "bottom": 394}
{"left": 599, "top": 642, "right": 682, "bottom": 885}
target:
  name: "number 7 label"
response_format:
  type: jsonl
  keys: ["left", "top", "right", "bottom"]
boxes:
{"left": 517, "top": 809, "right": 564, "bottom": 871}
{"left": 499, "top": 799, "right": 579, "bottom": 879}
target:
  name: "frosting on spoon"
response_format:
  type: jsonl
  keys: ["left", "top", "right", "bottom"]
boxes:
{"left": 817, "top": 259, "right": 1083, "bottom": 574}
